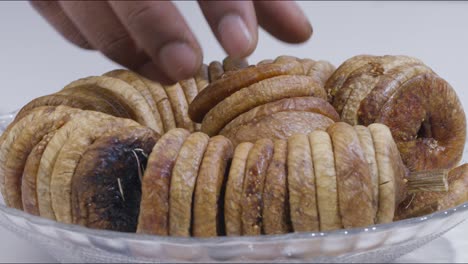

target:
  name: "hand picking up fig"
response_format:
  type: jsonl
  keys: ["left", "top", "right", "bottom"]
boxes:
{"left": 326, "top": 55, "right": 466, "bottom": 171}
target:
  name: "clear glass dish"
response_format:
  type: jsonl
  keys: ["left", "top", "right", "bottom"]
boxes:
{"left": 0, "top": 111, "right": 466, "bottom": 263}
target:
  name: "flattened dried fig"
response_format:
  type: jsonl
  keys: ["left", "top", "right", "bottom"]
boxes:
{"left": 305, "top": 60, "right": 336, "bottom": 88}
{"left": 62, "top": 76, "right": 160, "bottom": 132}
{"left": 193, "top": 135, "right": 233, "bottom": 237}
{"left": 189, "top": 60, "right": 303, "bottom": 123}
{"left": 224, "top": 142, "right": 253, "bottom": 236}
{"left": 221, "top": 111, "right": 335, "bottom": 147}
{"left": 309, "top": 130, "right": 341, "bottom": 231}
{"left": 195, "top": 64, "right": 209, "bottom": 92}
{"left": 21, "top": 131, "right": 55, "bottom": 216}
{"left": 377, "top": 73, "right": 466, "bottom": 171}
{"left": 201, "top": 75, "right": 327, "bottom": 136}
{"left": 169, "top": 132, "right": 209, "bottom": 237}
{"left": 223, "top": 57, "right": 249, "bottom": 72}
{"left": 165, "top": 83, "right": 195, "bottom": 132}
{"left": 138, "top": 76, "right": 177, "bottom": 132}
{"left": 287, "top": 134, "right": 319, "bottom": 232}
{"left": 0, "top": 106, "right": 79, "bottom": 209}
{"left": 262, "top": 139, "right": 291, "bottom": 234}
{"left": 72, "top": 126, "right": 157, "bottom": 232}
{"left": 137, "top": 128, "right": 190, "bottom": 236}
{"left": 241, "top": 138, "right": 273, "bottom": 235}
{"left": 354, "top": 125, "right": 379, "bottom": 218}
{"left": 328, "top": 122, "right": 374, "bottom": 228}
{"left": 103, "top": 69, "right": 164, "bottom": 132}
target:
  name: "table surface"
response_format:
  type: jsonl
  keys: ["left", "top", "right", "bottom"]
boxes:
{"left": 0, "top": 1, "right": 467, "bottom": 262}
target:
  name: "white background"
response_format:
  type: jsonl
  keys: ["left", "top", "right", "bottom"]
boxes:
{"left": 0, "top": 1, "right": 467, "bottom": 262}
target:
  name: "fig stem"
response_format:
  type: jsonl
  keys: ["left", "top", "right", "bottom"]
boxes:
{"left": 407, "top": 169, "right": 448, "bottom": 193}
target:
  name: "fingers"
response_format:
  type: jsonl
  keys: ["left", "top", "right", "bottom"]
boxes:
{"left": 109, "top": 1, "right": 203, "bottom": 82}
{"left": 198, "top": 0, "right": 258, "bottom": 59}
{"left": 30, "top": 1, "right": 92, "bottom": 49}
{"left": 254, "top": 1, "right": 312, "bottom": 43}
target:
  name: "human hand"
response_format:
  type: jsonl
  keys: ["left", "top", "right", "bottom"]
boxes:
{"left": 31, "top": 1, "right": 312, "bottom": 84}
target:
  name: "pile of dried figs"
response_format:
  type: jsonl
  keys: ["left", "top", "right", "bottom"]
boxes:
{"left": 0, "top": 55, "right": 466, "bottom": 237}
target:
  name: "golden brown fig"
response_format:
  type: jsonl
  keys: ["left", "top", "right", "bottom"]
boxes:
{"left": 357, "top": 63, "right": 432, "bottom": 126}
{"left": 165, "top": 83, "right": 195, "bottom": 132}
{"left": 299, "top": 58, "right": 316, "bottom": 74}
{"left": 72, "top": 126, "right": 157, "bottom": 232}
{"left": 257, "top": 59, "right": 274, "bottom": 65}
{"left": 328, "top": 122, "right": 374, "bottom": 228}
{"left": 325, "top": 54, "right": 376, "bottom": 102}
{"left": 396, "top": 164, "right": 468, "bottom": 220}
{"left": 193, "top": 136, "right": 233, "bottom": 237}
{"left": 287, "top": 134, "right": 319, "bottom": 232}
{"left": 58, "top": 85, "right": 131, "bottom": 118}
{"left": 221, "top": 111, "right": 335, "bottom": 147}
{"left": 21, "top": 131, "right": 56, "bottom": 216}
{"left": 304, "top": 60, "right": 336, "bottom": 88}
{"left": 223, "top": 57, "right": 249, "bottom": 72}
{"left": 201, "top": 75, "right": 327, "bottom": 136}
{"left": 15, "top": 94, "right": 108, "bottom": 121}
{"left": 137, "top": 128, "right": 190, "bottom": 236}
{"left": 103, "top": 69, "right": 164, "bottom": 132}
{"left": 50, "top": 114, "right": 139, "bottom": 223}
{"left": 169, "top": 132, "right": 209, "bottom": 237}
{"left": 308, "top": 130, "right": 341, "bottom": 231}
{"left": 179, "top": 78, "right": 202, "bottom": 131}
{"left": 262, "top": 139, "right": 291, "bottom": 235}
{"left": 354, "top": 125, "right": 380, "bottom": 219}
{"left": 62, "top": 76, "right": 160, "bottom": 132}
{"left": 369, "top": 123, "right": 408, "bottom": 224}
{"left": 241, "top": 138, "right": 273, "bottom": 235}
{"left": 138, "top": 75, "right": 177, "bottom": 132}
{"left": 0, "top": 106, "right": 79, "bottom": 209}
{"left": 224, "top": 142, "right": 253, "bottom": 236}
{"left": 377, "top": 73, "right": 466, "bottom": 171}
{"left": 189, "top": 60, "right": 304, "bottom": 123}
{"left": 209, "top": 61, "right": 224, "bottom": 82}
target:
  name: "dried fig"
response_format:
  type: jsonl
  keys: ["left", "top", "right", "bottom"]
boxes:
{"left": 241, "top": 138, "right": 273, "bottom": 235}
{"left": 193, "top": 135, "right": 233, "bottom": 237}
{"left": 169, "top": 132, "right": 209, "bottom": 237}
{"left": 328, "top": 122, "right": 374, "bottom": 228}
{"left": 189, "top": 60, "right": 304, "bottom": 123}
{"left": 72, "top": 126, "right": 157, "bottom": 232}
{"left": 165, "top": 83, "right": 195, "bottom": 132}
{"left": 103, "top": 69, "right": 164, "bottom": 132}
{"left": 0, "top": 106, "right": 79, "bottom": 209}
{"left": 221, "top": 111, "right": 335, "bottom": 147}
{"left": 137, "top": 128, "right": 190, "bottom": 236}
{"left": 209, "top": 60, "right": 224, "bottom": 82}
{"left": 62, "top": 76, "right": 160, "bottom": 132}
{"left": 195, "top": 64, "right": 209, "bottom": 92}
{"left": 201, "top": 75, "right": 327, "bottom": 136}
{"left": 308, "top": 130, "right": 341, "bottom": 231}
{"left": 21, "top": 131, "right": 56, "bottom": 216}
{"left": 262, "top": 139, "right": 291, "bottom": 234}
{"left": 287, "top": 134, "right": 319, "bottom": 232}
{"left": 223, "top": 57, "right": 249, "bottom": 72}
{"left": 224, "top": 142, "right": 253, "bottom": 236}
{"left": 377, "top": 73, "right": 466, "bottom": 171}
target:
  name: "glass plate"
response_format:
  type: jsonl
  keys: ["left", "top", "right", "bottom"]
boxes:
{"left": 0, "top": 111, "right": 466, "bottom": 263}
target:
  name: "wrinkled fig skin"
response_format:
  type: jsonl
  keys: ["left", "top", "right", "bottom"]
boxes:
{"left": 224, "top": 142, "right": 253, "bottom": 236}
{"left": 209, "top": 61, "right": 225, "bottom": 82}
{"left": 221, "top": 111, "right": 335, "bottom": 147}
{"left": 189, "top": 60, "right": 304, "bottom": 123}
{"left": 137, "top": 128, "right": 190, "bottom": 236}
{"left": 223, "top": 57, "right": 249, "bottom": 72}
{"left": 164, "top": 83, "right": 195, "bottom": 132}
{"left": 396, "top": 164, "right": 468, "bottom": 220}
{"left": 201, "top": 75, "right": 327, "bottom": 136}
{"left": 72, "top": 127, "right": 157, "bottom": 232}
{"left": 15, "top": 94, "right": 108, "bottom": 121}
{"left": 193, "top": 136, "right": 233, "bottom": 237}
{"left": 262, "top": 139, "right": 291, "bottom": 235}
{"left": 328, "top": 122, "right": 375, "bottom": 228}
{"left": 377, "top": 73, "right": 466, "bottom": 171}
{"left": 241, "top": 138, "right": 274, "bottom": 236}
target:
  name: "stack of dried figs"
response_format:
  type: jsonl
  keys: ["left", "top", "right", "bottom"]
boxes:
{"left": 0, "top": 55, "right": 466, "bottom": 238}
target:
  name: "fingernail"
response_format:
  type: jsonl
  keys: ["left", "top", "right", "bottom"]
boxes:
{"left": 218, "top": 14, "right": 253, "bottom": 58}
{"left": 159, "top": 42, "right": 199, "bottom": 81}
